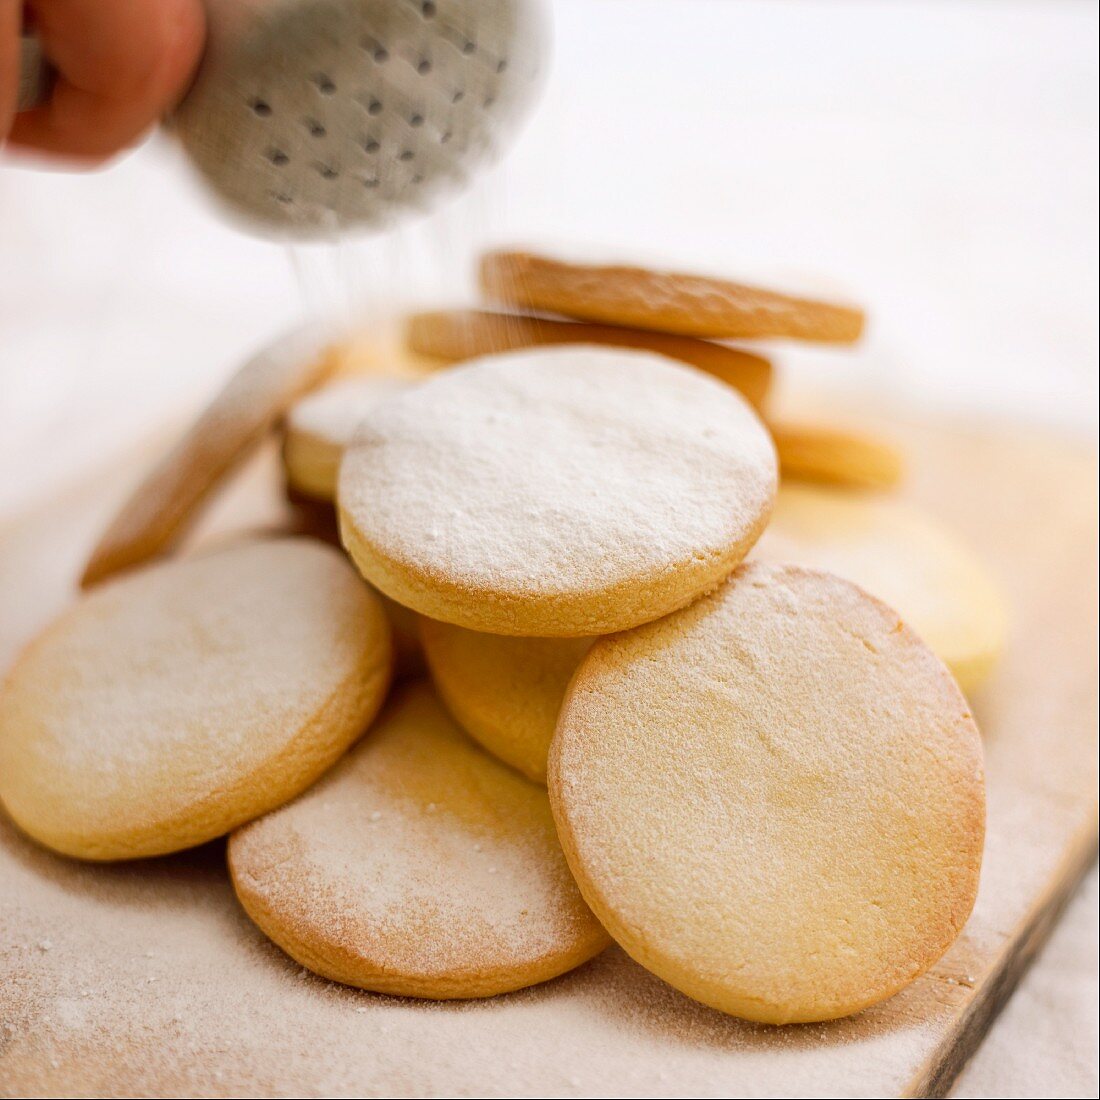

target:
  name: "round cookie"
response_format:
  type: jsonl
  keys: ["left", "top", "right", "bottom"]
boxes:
{"left": 405, "top": 309, "right": 773, "bottom": 410}
{"left": 420, "top": 618, "right": 592, "bottom": 783}
{"left": 339, "top": 346, "right": 777, "bottom": 636}
{"left": 480, "top": 251, "right": 865, "bottom": 343}
{"left": 229, "top": 681, "right": 610, "bottom": 999}
{"left": 769, "top": 420, "right": 904, "bottom": 490}
{"left": 549, "top": 562, "right": 985, "bottom": 1025}
{"left": 0, "top": 538, "right": 392, "bottom": 860}
{"left": 81, "top": 324, "right": 338, "bottom": 587}
{"left": 283, "top": 375, "right": 412, "bottom": 501}
{"left": 753, "top": 484, "right": 1007, "bottom": 691}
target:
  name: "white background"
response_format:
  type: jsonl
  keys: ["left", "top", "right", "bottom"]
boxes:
{"left": 0, "top": 2, "right": 1097, "bottom": 1095}
{"left": 2, "top": 0, "right": 1097, "bottom": 515}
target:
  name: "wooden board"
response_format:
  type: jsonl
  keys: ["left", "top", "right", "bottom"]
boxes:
{"left": 0, "top": 413, "right": 1096, "bottom": 1099}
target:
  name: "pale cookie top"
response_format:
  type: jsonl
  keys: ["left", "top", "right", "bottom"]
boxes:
{"left": 286, "top": 376, "right": 412, "bottom": 448}
{"left": 549, "top": 562, "right": 985, "bottom": 1024}
{"left": 229, "top": 682, "right": 609, "bottom": 999}
{"left": 753, "top": 485, "right": 1007, "bottom": 689}
{"left": 339, "top": 346, "right": 777, "bottom": 636}
{"left": 0, "top": 538, "right": 391, "bottom": 860}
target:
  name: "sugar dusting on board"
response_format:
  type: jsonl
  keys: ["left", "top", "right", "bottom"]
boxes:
{"left": 2, "top": 798, "right": 887, "bottom": 1098}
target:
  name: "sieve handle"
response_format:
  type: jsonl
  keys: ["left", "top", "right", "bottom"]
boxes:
{"left": 17, "top": 35, "right": 54, "bottom": 112}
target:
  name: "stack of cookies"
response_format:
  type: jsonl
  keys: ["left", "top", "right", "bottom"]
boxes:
{"left": 0, "top": 250, "right": 999, "bottom": 1026}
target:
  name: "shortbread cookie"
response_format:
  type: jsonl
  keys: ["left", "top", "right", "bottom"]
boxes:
{"left": 0, "top": 539, "right": 392, "bottom": 860}
{"left": 769, "top": 420, "right": 904, "bottom": 490}
{"left": 82, "top": 325, "right": 338, "bottom": 587}
{"left": 754, "top": 484, "right": 1007, "bottom": 690}
{"left": 405, "top": 309, "right": 772, "bottom": 409}
{"left": 283, "top": 376, "right": 412, "bottom": 500}
{"left": 339, "top": 346, "right": 777, "bottom": 636}
{"left": 420, "top": 619, "right": 592, "bottom": 783}
{"left": 480, "top": 251, "right": 865, "bottom": 343}
{"left": 229, "top": 682, "right": 610, "bottom": 999}
{"left": 550, "top": 562, "right": 985, "bottom": 1024}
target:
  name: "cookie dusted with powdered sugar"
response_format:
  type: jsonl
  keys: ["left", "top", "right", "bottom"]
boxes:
{"left": 549, "top": 562, "right": 985, "bottom": 1024}
{"left": 283, "top": 375, "right": 413, "bottom": 501}
{"left": 230, "top": 682, "right": 609, "bottom": 999}
{"left": 338, "top": 346, "right": 777, "bottom": 637}
{"left": 0, "top": 538, "right": 392, "bottom": 860}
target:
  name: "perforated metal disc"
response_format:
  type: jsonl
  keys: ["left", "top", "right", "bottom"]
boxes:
{"left": 173, "top": 0, "right": 547, "bottom": 237}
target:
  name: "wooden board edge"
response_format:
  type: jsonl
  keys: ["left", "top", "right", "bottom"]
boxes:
{"left": 905, "top": 809, "right": 1099, "bottom": 1098}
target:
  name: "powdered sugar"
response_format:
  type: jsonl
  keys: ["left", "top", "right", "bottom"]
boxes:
{"left": 0, "top": 802, "right": 958, "bottom": 1097}
{"left": 0, "top": 538, "right": 390, "bottom": 858}
{"left": 287, "top": 376, "right": 413, "bottom": 449}
{"left": 230, "top": 682, "right": 606, "bottom": 994}
{"left": 339, "top": 346, "right": 777, "bottom": 634}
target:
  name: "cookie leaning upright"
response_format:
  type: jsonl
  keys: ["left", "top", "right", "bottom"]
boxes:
{"left": 549, "top": 561, "right": 985, "bottom": 1024}
{"left": 338, "top": 346, "right": 777, "bottom": 637}
{"left": 0, "top": 538, "right": 392, "bottom": 860}
{"left": 81, "top": 325, "right": 339, "bottom": 587}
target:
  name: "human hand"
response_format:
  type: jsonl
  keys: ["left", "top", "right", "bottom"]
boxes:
{"left": 1, "top": 0, "right": 205, "bottom": 164}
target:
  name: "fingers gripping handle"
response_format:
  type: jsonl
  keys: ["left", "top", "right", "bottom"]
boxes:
{"left": 17, "top": 36, "right": 54, "bottom": 112}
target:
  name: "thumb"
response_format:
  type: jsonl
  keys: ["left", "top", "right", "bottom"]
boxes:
{"left": 0, "top": 1, "right": 22, "bottom": 143}
{"left": 9, "top": 0, "right": 206, "bottom": 163}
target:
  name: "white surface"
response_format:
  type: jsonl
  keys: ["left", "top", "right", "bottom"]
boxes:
{"left": 0, "top": 2, "right": 1096, "bottom": 1096}
{"left": 954, "top": 867, "right": 1099, "bottom": 1099}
